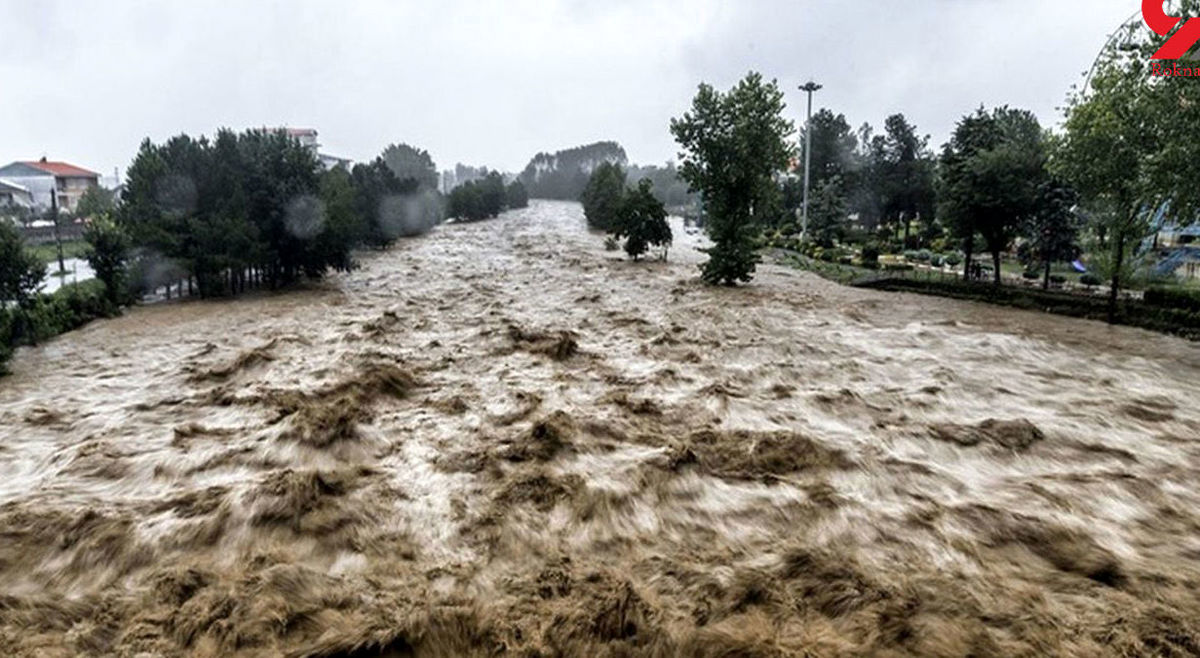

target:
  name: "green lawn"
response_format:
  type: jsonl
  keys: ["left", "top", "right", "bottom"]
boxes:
{"left": 29, "top": 240, "right": 89, "bottom": 265}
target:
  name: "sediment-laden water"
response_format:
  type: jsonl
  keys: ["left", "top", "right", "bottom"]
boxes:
{"left": 2, "top": 200, "right": 1199, "bottom": 657}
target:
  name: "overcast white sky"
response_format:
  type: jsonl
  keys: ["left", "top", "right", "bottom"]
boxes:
{"left": 0, "top": 0, "right": 1142, "bottom": 180}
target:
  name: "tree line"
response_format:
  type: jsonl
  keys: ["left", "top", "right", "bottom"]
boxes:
{"left": 445, "top": 172, "right": 529, "bottom": 221}
{"left": 0, "top": 132, "right": 450, "bottom": 373}
{"left": 668, "top": 31, "right": 1200, "bottom": 318}
{"left": 580, "top": 162, "right": 673, "bottom": 261}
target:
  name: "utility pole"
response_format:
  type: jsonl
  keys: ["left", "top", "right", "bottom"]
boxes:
{"left": 799, "top": 81, "right": 822, "bottom": 241}
{"left": 51, "top": 188, "right": 65, "bottom": 275}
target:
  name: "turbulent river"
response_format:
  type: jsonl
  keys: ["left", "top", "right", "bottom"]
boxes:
{"left": 2, "top": 200, "right": 1199, "bottom": 657}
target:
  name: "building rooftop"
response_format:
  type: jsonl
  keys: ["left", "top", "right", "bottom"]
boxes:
{"left": 17, "top": 160, "right": 100, "bottom": 178}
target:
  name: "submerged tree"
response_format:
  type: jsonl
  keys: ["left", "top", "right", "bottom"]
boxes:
{"left": 580, "top": 162, "right": 626, "bottom": 232}
{"left": 613, "top": 179, "right": 672, "bottom": 260}
{"left": 671, "top": 72, "right": 794, "bottom": 285}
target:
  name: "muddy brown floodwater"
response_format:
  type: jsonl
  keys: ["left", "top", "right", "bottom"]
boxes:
{"left": 2, "top": 200, "right": 1200, "bottom": 657}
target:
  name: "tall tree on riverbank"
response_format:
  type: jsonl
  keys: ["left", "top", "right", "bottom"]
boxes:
{"left": 1056, "top": 6, "right": 1200, "bottom": 321}
{"left": 671, "top": 72, "right": 795, "bottom": 285}
{"left": 83, "top": 216, "right": 131, "bottom": 304}
{"left": 0, "top": 221, "right": 44, "bottom": 306}
{"left": 939, "top": 107, "right": 1047, "bottom": 285}
{"left": 1022, "top": 178, "right": 1080, "bottom": 290}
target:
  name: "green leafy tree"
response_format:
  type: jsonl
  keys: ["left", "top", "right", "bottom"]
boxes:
{"left": 1021, "top": 178, "right": 1080, "bottom": 290}
{"left": 671, "top": 72, "right": 795, "bottom": 285}
{"left": 875, "top": 115, "right": 936, "bottom": 247}
{"left": 0, "top": 221, "right": 44, "bottom": 305}
{"left": 83, "top": 216, "right": 131, "bottom": 304}
{"left": 381, "top": 143, "right": 439, "bottom": 191}
{"left": 807, "top": 176, "right": 849, "bottom": 248}
{"left": 506, "top": 180, "right": 529, "bottom": 209}
{"left": 614, "top": 179, "right": 672, "bottom": 260}
{"left": 76, "top": 185, "right": 116, "bottom": 219}
{"left": 479, "top": 172, "right": 507, "bottom": 217}
{"left": 580, "top": 162, "right": 626, "bottom": 231}
{"left": 940, "top": 107, "right": 1047, "bottom": 284}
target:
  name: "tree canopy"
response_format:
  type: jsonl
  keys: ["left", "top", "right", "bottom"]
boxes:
{"left": 613, "top": 179, "right": 672, "bottom": 261}
{"left": 671, "top": 72, "right": 794, "bottom": 285}
{"left": 580, "top": 162, "right": 626, "bottom": 232}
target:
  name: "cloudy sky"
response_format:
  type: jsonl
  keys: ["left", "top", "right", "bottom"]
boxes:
{"left": 1, "top": 0, "right": 1143, "bottom": 181}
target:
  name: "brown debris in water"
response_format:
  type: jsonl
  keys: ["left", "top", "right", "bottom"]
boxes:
{"left": 274, "top": 362, "right": 421, "bottom": 448}
{"left": 499, "top": 411, "right": 576, "bottom": 462}
{"left": 668, "top": 429, "right": 851, "bottom": 481}
{"left": 186, "top": 339, "right": 277, "bottom": 382}
{"left": 507, "top": 322, "right": 580, "bottom": 361}
{"left": 929, "top": 418, "right": 1045, "bottom": 451}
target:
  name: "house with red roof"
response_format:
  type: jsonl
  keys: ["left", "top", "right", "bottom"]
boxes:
{"left": 0, "top": 158, "right": 100, "bottom": 213}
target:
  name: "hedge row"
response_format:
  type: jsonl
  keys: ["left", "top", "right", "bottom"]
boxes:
{"left": 0, "top": 279, "right": 120, "bottom": 374}
{"left": 1144, "top": 286, "right": 1200, "bottom": 314}
{"left": 857, "top": 277, "right": 1200, "bottom": 341}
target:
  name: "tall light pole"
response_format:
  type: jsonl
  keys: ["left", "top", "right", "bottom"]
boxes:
{"left": 799, "top": 81, "right": 822, "bottom": 241}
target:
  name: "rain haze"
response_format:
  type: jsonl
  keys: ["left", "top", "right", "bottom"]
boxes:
{"left": 4, "top": 1, "right": 1200, "bottom": 656}
{"left": 2, "top": 0, "right": 1138, "bottom": 176}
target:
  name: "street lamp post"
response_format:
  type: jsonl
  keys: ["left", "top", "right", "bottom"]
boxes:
{"left": 799, "top": 81, "right": 822, "bottom": 241}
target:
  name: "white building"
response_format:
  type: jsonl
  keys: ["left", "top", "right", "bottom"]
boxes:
{"left": 0, "top": 178, "right": 34, "bottom": 208}
{"left": 279, "top": 128, "right": 352, "bottom": 170}
{"left": 0, "top": 159, "right": 100, "bottom": 212}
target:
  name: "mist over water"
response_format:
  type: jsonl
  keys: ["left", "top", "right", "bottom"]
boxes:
{"left": 1, "top": 201, "right": 1199, "bottom": 656}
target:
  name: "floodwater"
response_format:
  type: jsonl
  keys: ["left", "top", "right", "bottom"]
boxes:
{"left": 1, "top": 200, "right": 1199, "bottom": 657}
{"left": 40, "top": 258, "right": 95, "bottom": 295}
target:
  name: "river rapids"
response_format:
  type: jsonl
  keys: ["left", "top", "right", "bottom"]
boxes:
{"left": 2, "top": 200, "right": 1199, "bottom": 657}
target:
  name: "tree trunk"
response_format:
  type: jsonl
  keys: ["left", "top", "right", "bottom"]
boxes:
{"left": 1043, "top": 258, "right": 1052, "bottom": 291}
{"left": 963, "top": 243, "right": 974, "bottom": 282}
{"left": 903, "top": 214, "right": 911, "bottom": 248}
{"left": 1108, "top": 231, "right": 1125, "bottom": 325}
{"left": 992, "top": 250, "right": 1002, "bottom": 286}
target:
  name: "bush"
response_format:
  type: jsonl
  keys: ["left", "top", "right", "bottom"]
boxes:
{"left": 860, "top": 244, "right": 881, "bottom": 268}
{"left": 903, "top": 250, "right": 920, "bottom": 262}
{"left": 915, "top": 249, "right": 933, "bottom": 263}
{"left": 1144, "top": 286, "right": 1200, "bottom": 313}
{"left": 930, "top": 255, "right": 945, "bottom": 267}
{"left": 604, "top": 236, "right": 619, "bottom": 251}
{"left": 1080, "top": 274, "right": 1103, "bottom": 287}
{"left": 1022, "top": 270, "right": 1041, "bottom": 280}
{"left": 945, "top": 253, "right": 963, "bottom": 267}
{"left": 1049, "top": 275, "right": 1067, "bottom": 285}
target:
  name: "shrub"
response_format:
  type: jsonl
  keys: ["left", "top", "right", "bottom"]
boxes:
{"left": 945, "top": 253, "right": 963, "bottom": 267}
{"left": 1022, "top": 270, "right": 1041, "bottom": 280}
{"left": 1144, "top": 286, "right": 1200, "bottom": 313}
{"left": 915, "top": 249, "right": 933, "bottom": 263}
{"left": 604, "top": 236, "right": 619, "bottom": 252}
{"left": 860, "top": 244, "right": 881, "bottom": 268}
{"left": 1080, "top": 274, "right": 1103, "bottom": 287}
{"left": 1049, "top": 275, "right": 1067, "bottom": 285}
{"left": 903, "top": 250, "right": 920, "bottom": 262}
